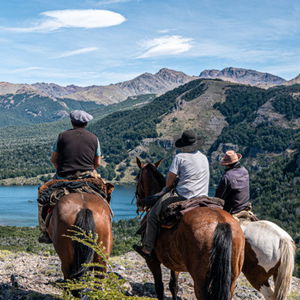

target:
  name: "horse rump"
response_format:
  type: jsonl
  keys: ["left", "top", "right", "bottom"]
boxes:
{"left": 70, "top": 208, "right": 96, "bottom": 279}
{"left": 206, "top": 223, "right": 232, "bottom": 300}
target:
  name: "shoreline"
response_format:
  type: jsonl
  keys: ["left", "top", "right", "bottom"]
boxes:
{"left": 0, "top": 175, "right": 135, "bottom": 186}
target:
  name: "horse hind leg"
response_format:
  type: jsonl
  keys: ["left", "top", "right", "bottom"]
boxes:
{"left": 169, "top": 271, "right": 179, "bottom": 300}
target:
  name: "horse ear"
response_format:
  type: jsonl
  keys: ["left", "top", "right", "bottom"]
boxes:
{"left": 136, "top": 157, "right": 143, "bottom": 169}
{"left": 154, "top": 159, "right": 163, "bottom": 168}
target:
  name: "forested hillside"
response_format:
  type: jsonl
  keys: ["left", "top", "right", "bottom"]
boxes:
{"left": 0, "top": 94, "right": 155, "bottom": 179}
{"left": 0, "top": 93, "right": 100, "bottom": 127}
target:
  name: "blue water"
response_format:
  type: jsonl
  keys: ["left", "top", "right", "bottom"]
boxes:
{"left": 0, "top": 185, "right": 138, "bottom": 227}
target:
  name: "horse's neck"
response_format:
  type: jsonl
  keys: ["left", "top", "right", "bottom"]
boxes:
{"left": 144, "top": 171, "right": 164, "bottom": 196}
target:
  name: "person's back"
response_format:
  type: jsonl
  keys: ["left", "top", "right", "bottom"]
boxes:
{"left": 170, "top": 151, "right": 209, "bottom": 199}
{"left": 56, "top": 128, "right": 98, "bottom": 177}
{"left": 221, "top": 165, "right": 249, "bottom": 213}
{"left": 215, "top": 150, "right": 250, "bottom": 214}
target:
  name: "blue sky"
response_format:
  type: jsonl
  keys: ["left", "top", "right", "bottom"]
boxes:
{"left": 0, "top": 0, "right": 299, "bottom": 86}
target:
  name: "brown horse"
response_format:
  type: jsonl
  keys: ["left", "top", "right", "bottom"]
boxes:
{"left": 47, "top": 185, "right": 114, "bottom": 280}
{"left": 135, "top": 158, "right": 245, "bottom": 300}
{"left": 241, "top": 219, "right": 295, "bottom": 300}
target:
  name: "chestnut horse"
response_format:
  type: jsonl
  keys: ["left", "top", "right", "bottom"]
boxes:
{"left": 241, "top": 219, "right": 295, "bottom": 300}
{"left": 135, "top": 158, "right": 245, "bottom": 300}
{"left": 47, "top": 186, "right": 114, "bottom": 280}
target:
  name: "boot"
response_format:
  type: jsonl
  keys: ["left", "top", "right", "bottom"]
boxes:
{"left": 38, "top": 204, "right": 52, "bottom": 244}
{"left": 38, "top": 231, "right": 52, "bottom": 244}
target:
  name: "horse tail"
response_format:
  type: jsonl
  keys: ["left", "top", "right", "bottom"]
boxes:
{"left": 206, "top": 223, "right": 232, "bottom": 300}
{"left": 273, "top": 237, "right": 295, "bottom": 300}
{"left": 70, "top": 208, "right": 96, "bottom": 279}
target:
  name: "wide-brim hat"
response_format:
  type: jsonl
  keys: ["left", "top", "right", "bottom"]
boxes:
{"left": 70, "top": 110, "right": 93, "bottom": 125}
{"left": 175, "top": 129, "right": 199, "bottom": 148}
{"left": 220, "top": 150, "right": 242, "bottom": 166}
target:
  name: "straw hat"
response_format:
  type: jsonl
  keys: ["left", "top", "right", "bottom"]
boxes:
{"left": 220, "top": 150, "right": 242, "bottom": 166}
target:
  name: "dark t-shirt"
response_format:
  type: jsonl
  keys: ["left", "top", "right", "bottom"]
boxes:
{"left": 215, "top": 166, "right": 250, "bottom": 214}
{"left": 55, "top": 128, "right": 99, "bottom": 177}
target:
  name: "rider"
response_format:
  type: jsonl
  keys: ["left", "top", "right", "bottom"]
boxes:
{"left": 134, "top": 129, "right": 210, "bottom": 258}
{"left": 38, "top": 110, "right": 102, "bottom": 243}
{"left": 215, "top": 150, "right": 251, "bottom": 215}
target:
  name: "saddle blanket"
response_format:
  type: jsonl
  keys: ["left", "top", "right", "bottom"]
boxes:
{"left": 160, "top": 196, "right": 225, "bottom": 227}
{"left": 38, "top": 177, "right": 109, "bottom": 206}
{"left": 137, "top": 196, "right": 224, "bottom": 234}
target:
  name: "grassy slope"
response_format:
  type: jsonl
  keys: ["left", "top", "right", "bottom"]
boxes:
{"left": 0, "top": 219, "right": 140, "bottom": 257}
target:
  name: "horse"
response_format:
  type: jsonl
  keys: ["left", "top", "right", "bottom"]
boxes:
{"left": 46, "top": 183, "right": 114, "bottom": 280}
{"left": 240, "top": 219, "right": 295, "bottom": 300}
{"left": 135, "top": 158, "right": 245, "bottom": 300}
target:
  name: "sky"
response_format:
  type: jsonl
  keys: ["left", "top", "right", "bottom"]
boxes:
{"left": 0, "top": 0, "right": 300, "bottom": 86}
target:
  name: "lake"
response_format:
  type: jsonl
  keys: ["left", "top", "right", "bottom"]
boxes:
{"left": 0, "top": 185, "right": 216, "bottom": 227}
{"left": 0, "top": 185, "right": 138, "bottom": 227}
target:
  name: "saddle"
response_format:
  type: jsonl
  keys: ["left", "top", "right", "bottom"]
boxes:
{"left": 160, "top": 196, "right": 225, "bottom": 228}
{"left": 137, "top": 196, "right": 225, "bottom": 235}
{"left": 232, "top": 209, "right": 259, "bottom": 222}
{"left": 38, "top": 177, "right": 113, "bottom": 224}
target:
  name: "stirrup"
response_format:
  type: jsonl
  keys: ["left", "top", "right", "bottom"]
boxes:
{"left": 38, "top": 232, "right": 52, "bottom": 244}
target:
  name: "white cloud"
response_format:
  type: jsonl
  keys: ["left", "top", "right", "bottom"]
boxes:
{"left": 9, "top": 67, "right": 43, "bottom": 73}
{"left": 55, "top": 47, "right": 98, "bottom": 58}
{"left": 157, "top": 29, "right": 171, "bottom": 34}
{"left": 138, "top": 35, "right": 193, "bottom": 58}
{"left": 5, "top": 9, "right": 126, "bottom": 32}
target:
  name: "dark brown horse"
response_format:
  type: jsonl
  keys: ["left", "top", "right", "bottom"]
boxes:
{"left": 47, "top": 184, "right": 114, "bottom": 280}
{"left": 135, "top": 158, "right": 245, "bottom": 300}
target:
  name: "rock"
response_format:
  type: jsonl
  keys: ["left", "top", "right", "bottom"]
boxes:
{"left": 0, "top": 250, "right": 299, "bottom": 299}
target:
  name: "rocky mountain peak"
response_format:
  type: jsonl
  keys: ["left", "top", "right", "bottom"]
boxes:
{"left": 155, "top": 68, "right": 195, "bottom": 83}
{"left": 32, "top": 82, "right": 84, "bottom": 98}
{"left": 199, "top": 67, "right": 286, "bottom": 86}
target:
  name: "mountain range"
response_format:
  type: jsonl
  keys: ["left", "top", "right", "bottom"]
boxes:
{"left": 1, "top": 67, "right": 300, "bottom": 127}
{"left": 1, "top": 67, "right": 300, "bottom": 106}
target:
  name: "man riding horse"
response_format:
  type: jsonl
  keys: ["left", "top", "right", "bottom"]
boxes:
{"left": 134, "top": 129, "right": 210, "bottom": 258}
{"left": 215, "top": 150, "right": 251, "bottom": 217}
{"left": 38, "top": 110, "right": 102, "bottom": 243}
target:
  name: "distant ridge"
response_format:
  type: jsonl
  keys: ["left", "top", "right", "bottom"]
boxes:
{"left": 199, "top": 67, "right": 286, "bottom": 87}
{"left": 32, "top": 83, "right": 84, "bottom": 98}
{"left": 284, "top": 73, "right": 300, "bottom": 85}
{"left": 61, "top": 68, "right": 196, "bottom": 104}
{"left": 0, "top": 69, "right": 195, "bottom": 105}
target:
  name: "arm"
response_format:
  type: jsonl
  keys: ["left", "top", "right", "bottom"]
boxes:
{"left": 94, "top": 156, "right": 101, "bottom": 169}
{"left": 215, "top": 175, "right": 229, "bottom": 199}
{"left": 166, "top": 171, "right": 177, "bottom": 190}
{"left": 94, "top": 139, "right": 102, "bottom": 169}
{"left": 51, "top": 152, "right": 59, "bottom": 169}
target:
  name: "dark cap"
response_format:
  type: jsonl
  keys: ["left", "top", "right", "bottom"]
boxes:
{"left": 175, "top": 130, "right": 198, "bottom": 148}
{"left": 70, "top": 110, "right": 93, "bottom": 125}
